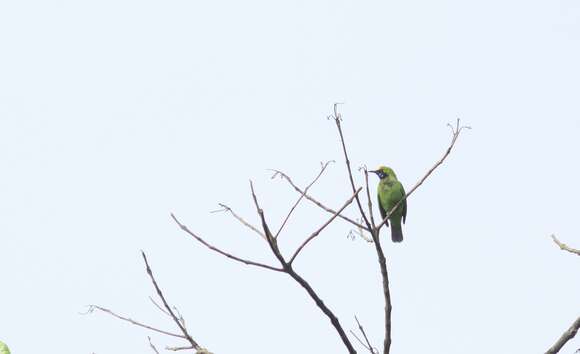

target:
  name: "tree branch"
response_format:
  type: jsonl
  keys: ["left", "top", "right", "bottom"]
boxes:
{"left": 141, "top": 251, "right": 201, "bottom": 351}
{"left": 86, "top": 305, "right": 185, "bottom": 339}
{"left": 371, "top": 233, "right": 392, "bottom": 354}
{"left": 213, "top": 203, "right": 266, "bottom": 240}
{"left": 248, "top": 180, "right": 358, "bottom": 354}
{"left": 248, "top": 180, "right": 286, "bottom": 265}
{"left": 551, "top": 234, "right": 580, "bottom": 257}
{"left": 363, "top": 167, "right": 377, "bottom": 230}
{"left": 285, "top": 267, "right": 357, "bottom": 354}
{"left": 546, "top": 316, "right": 580, "bottom": 354}
{"left": 350, "top": 315, "right": 378, "bottom": 354}
{"left": 271, "top": 168, "right": 370, "bottom": 232}
{"left": 274, "top": 160, "right": 335, "bottom": 238}
{"left": 331, "top": 103, "right": 372, "bottom": 230}
{"left": 171, "top": 213, "right": 284, "bottom": 273}
{"left": 376, "top": 118, "right": 470, "bottom": 230}
{"left": 330, "top": 105, "right": 393, "bottom": 354}
{"left": 148, "top": 336, "right": 161, "bottom": 354}
{"left": 330, "top": 108, "right": 469, "bottom": 354}
{"left": 290, "top": 187, "right": 362, "bottom": 264}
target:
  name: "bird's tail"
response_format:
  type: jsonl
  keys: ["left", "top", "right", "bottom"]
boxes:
{"left": 390, "top": 222, "right": 403, "bottom": 243}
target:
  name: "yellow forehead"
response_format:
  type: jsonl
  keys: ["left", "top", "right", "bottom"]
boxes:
{"left": 377, "top": 166, "right": 394, "bottom": 174}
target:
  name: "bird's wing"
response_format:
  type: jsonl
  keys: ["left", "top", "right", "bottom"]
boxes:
{"left": 377, "top": 194, "right": 388, "bottom": 226}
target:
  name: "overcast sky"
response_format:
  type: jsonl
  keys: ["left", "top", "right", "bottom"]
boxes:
{"left": 1, "top": 1, "right": 579, "bottom": 353}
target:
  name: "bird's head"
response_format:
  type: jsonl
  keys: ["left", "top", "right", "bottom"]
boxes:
{"left": 370, "top": 166, "right": 397, "bottom": 181}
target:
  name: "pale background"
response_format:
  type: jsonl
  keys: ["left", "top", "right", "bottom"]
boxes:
{"left": 1, "top": 1, "right": 579, "bottom": 353}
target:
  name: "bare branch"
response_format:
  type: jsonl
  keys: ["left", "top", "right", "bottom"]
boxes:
{"left": 173, "top": 306, "right": 187, "bottom": 328}
{"left": 330, "top": 104, "right": 392, "bottom": 354}
{"left": 368, "top": 231, "right": 392, "bottom": 354}
{"left": 362, "top": 167, "right": 376, "bottom": 230}
{"left": 546, "top": 316, "right": 580, "bottom": 354}
{"left": 351, "top": 331, "right": 373, "bottom": 354}
{"left": 149, "top": 296, "right": 172, "bottom": 318}
{"left": 352, "top": 219, "right": 374, "bottom": 243}
{"left": 171, "top": 213, "right": 284, "bottom": 273}
{"left": 551, "top": 234, "right": 580, "bottom": 256}
{"left": 166, "top": 345, "right": 195, "bottom": 351}
{"left": 376, "top": 118, "right": 470, "bottom": 230}
{"left": 274, "top": 160, "right": 335, "bottom": 238}
{"left": 249, "top": 180, "right": 357, "bottom": 354}
{"left": 351, "top": 315, "right": 378, "bottom": 354}
{"left": 331, "top": 103, "right": 372, "bottom": 230}
{"left": 285, "top": 267, "right": 357, "bottom": 354}
{"left": 248, "top": 180, "right": 285, "bottom": 264}
{"left": 272, "top": 168, "right": 369, "bottom": 231}
{"left": 85, "top": 305, "right": 185, "bottom": 339}
{"left": 148, "top": 336, "right": 161, "bottom": 354}
{"left": 141, "top": 251, "right": 201, "bottom": 351}
{"left": 214, "top": 203, "right": 266, "bottom": 240}
{"left": 290, "top": 187, "right": 362, "bottom": 264}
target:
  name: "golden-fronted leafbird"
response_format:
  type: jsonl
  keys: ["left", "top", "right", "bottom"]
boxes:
{"left": 371, "top": 166, "right": 407, "bottom": 242}
{"left": 0, "top": 340, "right": 10, "bottom": 354}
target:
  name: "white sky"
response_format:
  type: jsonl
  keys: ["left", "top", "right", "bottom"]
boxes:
{"left": 1, "top": 1, "right": 579, "bottom": 353}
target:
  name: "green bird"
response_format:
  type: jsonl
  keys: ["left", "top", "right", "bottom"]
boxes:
{"left": 371, "top": 166, "right": 407, "bottom": 242}
{"left": 0, "top": 340, "right": 10, "bottom": 354}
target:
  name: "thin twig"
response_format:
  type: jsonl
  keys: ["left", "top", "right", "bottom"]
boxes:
{"left": 141, "top": 251, "right": 201, "bottom": 351}
{"left": 362, "top": 167, "right": 376, "bottom": 230}
{"left": 353, "top": 315, "right": 378, "bottom": 354}
{"left": 274, "top": 160, "right": 335, "bottom": 238}
{"left": 166, "top": 345, "right": 195, "bottom": 351}
{"left": 289, "top": 187, "right": 362, "bottom": 264}
{"left": 171, "top": 213, "right": 284, "bottom": 272}
{"left": 149, "top": 296, "right": 172, "bottom": 318}
{"left": 173, "top": 306, "right": 187, "bottom": 328}
{"left": 85, "top": 305, "right": 185, "bottom": 339}
{"left": 148, "top": 336, "right": 161, "bottom": 354}
{"left": 351, "top": 330, "right": 373, "bottom": 353}
{"left": 376, "top": 118, "right": 470, "bottom": 230}
{"left": 272, "top": 169, "right": 370, "bottom": 232}
{"left": 214, "top": 203, "right": 266, "bottom": 240}
{"left": 551, "top": 234, "right": 580, "bottom": 256}
{"left": 332, "top": 103, "right": 372, "bottom": 230}
{"left": 545, "top": 316, "right": 580, "bottom": 354}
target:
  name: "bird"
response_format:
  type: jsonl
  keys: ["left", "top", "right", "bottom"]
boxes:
{"left": 0, "top": 340, "right": 10, "bottom": 354}
{"left": 370, "top": 166, "right": 407, "bottom": 242}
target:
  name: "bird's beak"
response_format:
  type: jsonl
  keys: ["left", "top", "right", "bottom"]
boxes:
{"left": 369, "top": 170, "right": 379, "bottom": 176}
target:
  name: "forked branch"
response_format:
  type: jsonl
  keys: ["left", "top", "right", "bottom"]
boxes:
{"left": 271, "top": 168, "right": 369, "bottom": 232}
{"left": 274, "top": 160, "right": 335, "bottom": 238}
{"left": 350, "top": 315, "right": 379, "bottom": 354}
{"left": 88, "top": 252, "right": 212, "bottom": 353}
{"left": 174, "top": 179, "right": 359, "bottom": 353}
{"left": 289, "top": 187, "right": 362, "bottom": 264}
{"left": 141, "top": 251, "right": 201, "bottom": 350}
{"left": 329, "top": 105, "right": 468, "bottom": 354}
